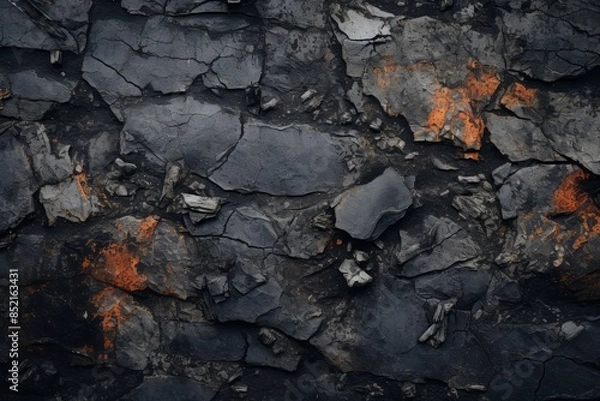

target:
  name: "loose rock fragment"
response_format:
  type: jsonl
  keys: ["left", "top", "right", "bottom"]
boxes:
{"left": 338, "top": 259, "right": 372, "bottom": 287}
{"left": 39, "top": 177, "right": 92, "bottom": 225}
{"left": 334, "top": 168, "right": 413, "bottom": 240}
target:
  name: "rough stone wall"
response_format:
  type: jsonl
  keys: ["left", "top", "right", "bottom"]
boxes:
{"left": 1, "top": 0, "right": 600, "bottom": 400}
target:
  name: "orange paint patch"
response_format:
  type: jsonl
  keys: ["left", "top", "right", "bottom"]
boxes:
{"left": 84, "top": 243, "right": 147, "bottom": 292}
{"left": 501, "top": 82, "right": 537, "bottom": 108}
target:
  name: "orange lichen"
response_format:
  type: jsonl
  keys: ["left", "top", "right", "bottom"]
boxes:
{"left": 501, "top": 82, "right": 537, "bottom": 108}
{"left": 73, "top": 172, "right": 91, "bottom": 200}
{"left": 91, "top": 288, "right": 130, "bottom": 349}
{"left": 137, "top": 216, "right": 159, "bottom": 240}
{"left": 84, "top": 243, "right": 147, "bottom": 292}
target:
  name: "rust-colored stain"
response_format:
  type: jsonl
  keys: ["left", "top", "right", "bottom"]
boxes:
{"left": 373, "top": 56, "right": 399, "bottom": 90}
{"left": 464, "top": 61, "right": 501, "bottom": 103}
{"left": 419, "top": 59, "right": 500, "bottom": 154}
{"left": 84, "top": 243, "right": 147, "bottom": 292}
{"left": 91, "top": 287, "right": 130, "bottom": 349}
{"left": 551, "top": 168, "right": 600, "bottom": 249}
{"left": 425, "top": 87, "right": 453, "bottom": 137}
{"left": 552, "top": 170, "right": 589, "bottom": 215}
{"left": 501, "top": 82, "right": 537, "bottom": 108}
{"left": 73, "top": 172, "right": 91, "bottom": 200}
{"left": 137, "top": 216, "right": 159, "bottom": 240}
{"left": 82, "top": 217, "right": 160, "bottom": 292}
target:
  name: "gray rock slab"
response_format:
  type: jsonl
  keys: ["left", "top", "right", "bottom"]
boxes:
{"left": 0, "top": 129, "right": 36, "bottom": 233}
{"left": 332, "top": 6, "right": 391, "bottom": 41}
{"left": 121, "top": 97, "right": 241, "bottom": 175}
{"left": 499, "top": 1, "right": 600, "bottom": 81}
{"left": 210, "top": 122, "right": 360, "bottom": 196}
{"left": 82, "top": 16, "right": 262, "bottom": 117}
{"left": 0, "top": 70, "right": 77, "bottom": 120}
{"left": 212, "top": 278, "right": 282, "bottom": 323}
{"left": 396, "top": 216, "right": 480, "bottom": 277}
{"left": 414, "top": 267, "right": 492, "bottom": 308}
{"left": 0, "top": 0, "right": 92, "bottom": 52}
{"left": 39, "top": 178, "right": 92, "bottom": 225}
{"left": 540, "top": 90, "right": 600, "bottom": 175}
{"left": 223, "top": 207, "right": 279, "bottom": 249}
{"left": 485, "top": 113, "right": 564, "bottom": 163}
{"left": 245, "top": 329, "right": 302, "bottom": 372}
{"left": 334, "top": 168, "right": 413, "bottom": 241}
{"left": 115, "top": 305, "right": 159, "bottom": 370}
{"left": 538, "top": 357, "right": 600, "bottom": 400}
{"left": 311, "top": 276, "right": 492, "bottom": 385}
{"left": 496, "top": 164, "right": 575, "bottom": 220}
{"left": 161, "top": 321, "right": 246, "bottom": 361}
{"left": 255, "top": 0, "right": 326, "bottom": 29}
{"left": 263, "top": 27, "right": 336, "bottom": 93}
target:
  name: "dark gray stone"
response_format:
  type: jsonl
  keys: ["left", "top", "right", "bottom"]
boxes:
{"left": 245, "top": 328, "right": 302, "bottom": 372}
{"left": 212, "top": 278, "right": 282, "bottom": 323}
{"left": 263, "top": 27, "right": 336, "bottom": 94}
{"left": 0, "top": 70, "right": 77, "bottom": 120}
{"left": 485, "top": 113, "right": 564, "bottom": 163}
{"left": 0, "top": 0, "right": 92, "bottom": 53}
{"left": 223, "top": 207, "right": 279, "bottom": 248}
{"left": 116, "top": 305, "right": 159, "bottom": 370}
{"left": 210, "top": 122, "right": 360, "bottom": 196}
{"left": 39, "top": 178, "right": 92, "bottom": 225}
{"left": 311, "top": 276, "right": 492, "bottom": 386}
{"left": 499, "top": 0, "right": 600, "bottom": 81}
{"left": 538, "top": 357, "right": 600, "bottom": 400}
{"left": 82, "top": 16, "right": 262, "bottom": 117}
{"left": 121, "top": 97, "right": 241, "bottom": 175}
{"left": 540, "top": 90, "right": 600, "bottom": 175}
{"left": 334, "top": 168, "right": 413, "bottom": 241}
{"left": 255, "top": 0, "right": 326, "bottom": 29}
{"left": 161, "top": 321, "right": 246, "bottom": 361}
{"left": 274, "top": 204, "right": 331, "bottom": 260}
{"left": 0, "top": 129, "right": 36, "bottom": 233}
{"left": 396, "top": 216, "right": 480, "bottom": 277}
{"left": 414, "top": 267, "right": 492, "bottom": 308}
{"left": 496, "top": 164, "right": 575, "bottom": 220}
{"left": 230, "top": 259, "right": 267, "bottom": 295}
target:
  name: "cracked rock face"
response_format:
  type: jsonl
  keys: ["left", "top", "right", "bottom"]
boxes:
{"left": 2, "top": 0, "right": 600, "bottom": 400}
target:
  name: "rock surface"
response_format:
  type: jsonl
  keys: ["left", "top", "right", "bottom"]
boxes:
{"left": 2, "top": 0, "right": 600, "bottom": 400}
